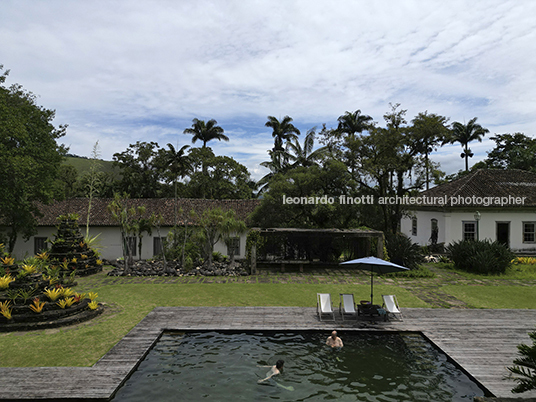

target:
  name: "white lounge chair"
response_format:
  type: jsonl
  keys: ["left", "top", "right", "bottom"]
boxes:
{"left": 317, "top": 293, "right": 335, "bottom": 321}
{"left": 382, "top": 294, "right": 402, "bottom": 321}
{"left": 339, "top": 293, "right": 357, "bottom": 321}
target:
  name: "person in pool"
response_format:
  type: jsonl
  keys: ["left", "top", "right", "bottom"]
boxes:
{"left": 257, "top": 360, "right": 284, "bottom": 383}
{"left": 326, "top": 331, "right": 343, "bottom": 349}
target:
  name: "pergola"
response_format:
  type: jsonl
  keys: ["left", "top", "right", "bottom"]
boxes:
{"left": 248, "top": 228, "right": 384, "bottom": 274}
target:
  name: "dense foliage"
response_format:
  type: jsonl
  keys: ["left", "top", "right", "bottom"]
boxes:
{"left": 384, "top": 232, "right": 423, "bottom": 270}
{"left": 446, "top": 239, "right": 514, "bottom": 274}
{"left": 0, "top": 66, "right": 67, "bottom": 252}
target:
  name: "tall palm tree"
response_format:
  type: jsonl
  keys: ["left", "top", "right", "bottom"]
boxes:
{"left": 287, "top": 127, "right": 328, "bottom": 168}
{"left": 265, "top": 115, "right": 300, "bottom": 152}
{"left": 337, "top": 109, "right": 373, "bottom": 137}
{"left": 183, "top": 118, "right": 229, "bottom": 148}
{"left": 449, "top": 117, "right": 489, "bottom": 171}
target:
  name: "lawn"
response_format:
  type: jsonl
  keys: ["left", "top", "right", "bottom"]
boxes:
{"left": 441, "top": 285, "right": 536, "bottom": 309}
{"left": 0, "top": 282, "right": 427, "bottom": 367}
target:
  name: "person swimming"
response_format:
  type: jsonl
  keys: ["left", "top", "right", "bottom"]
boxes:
{"left": 257, "top": 360, "right": 284, "bottom": 383}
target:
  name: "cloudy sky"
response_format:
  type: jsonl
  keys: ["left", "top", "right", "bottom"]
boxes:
{"left": 2, "top": 0, "right": 536, "bottom": 180}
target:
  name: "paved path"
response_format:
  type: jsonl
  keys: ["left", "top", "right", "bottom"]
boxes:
{"left": 1, "top": 307, "right": 536, "bottom": 400}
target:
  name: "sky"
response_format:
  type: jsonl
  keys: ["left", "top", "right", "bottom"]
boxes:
{"left": 1, "top": 0, "right": 536, "bottom": 181}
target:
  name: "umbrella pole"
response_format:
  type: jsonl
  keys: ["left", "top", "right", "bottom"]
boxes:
{"left": 370, "top": 270, "right": 373, "bottom": 305}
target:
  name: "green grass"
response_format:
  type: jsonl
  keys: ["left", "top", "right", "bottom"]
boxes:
{"left": 442, "top": 285, "right": 536, "bottom": 309}
{"left": 430, "top": 262, "right": 536, "bottom": 280}
{"left": 0, "top": 282, "right": 427, "bottom": 367}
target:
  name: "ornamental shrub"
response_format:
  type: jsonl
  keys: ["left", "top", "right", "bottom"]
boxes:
{"left": 385, "top": 232, "right": 423, "bottom": 270}
{"left": 508, "top": 330, "right": 536, "bottom": 393}
{"left": 445, "top": 239, "right": 514, "bottom": 274}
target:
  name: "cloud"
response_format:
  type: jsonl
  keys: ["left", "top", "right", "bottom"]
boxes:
{"left": 1, "top": 0, "right": 536, "bottom": 180}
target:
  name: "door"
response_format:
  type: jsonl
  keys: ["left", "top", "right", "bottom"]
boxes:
{"left": 496, "top": 222, "right": 510, "bottom": 246}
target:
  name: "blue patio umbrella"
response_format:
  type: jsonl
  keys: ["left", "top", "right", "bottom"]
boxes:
{"left": 340, "top": 256, "right": 409, "bottom": 305}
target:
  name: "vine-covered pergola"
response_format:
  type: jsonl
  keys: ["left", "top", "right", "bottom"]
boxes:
{"left": 248, "top": 228, "right": 384, "bottom": 274}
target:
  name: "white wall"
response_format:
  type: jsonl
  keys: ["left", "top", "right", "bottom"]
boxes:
{"left": 12, "top": 226, "right": 249, "bottom": 261}
{"left": 402, "top": 209, "right": 536, "bottom": 252}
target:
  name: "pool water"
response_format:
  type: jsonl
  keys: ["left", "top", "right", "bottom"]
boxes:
{"left": 111, "top": 331, "right": 486, "bottom": 401}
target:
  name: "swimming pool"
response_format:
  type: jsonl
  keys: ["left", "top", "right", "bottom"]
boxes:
{"left": 111, "top": 331, "right": 487, "bottom": 401}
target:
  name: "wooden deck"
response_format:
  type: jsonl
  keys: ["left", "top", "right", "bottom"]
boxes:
{"left": 1, "top": 307, "right": 536, "bottom": 400}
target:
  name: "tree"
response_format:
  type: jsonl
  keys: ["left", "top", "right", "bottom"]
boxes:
{"left": 183, "top": 118, "right": 228, "bottom": 148}
{"left": 0, "top": 66, "right": 67, "bottom": 252}
{"left": 53, "top": 164, "right": 79, "bottom": 200}
{"left": 485, "top": 133, "right": 536, "bottom": 172}
{"left": 448, "top": 117, "right": 489, "bottom": 171}
{"left": 265, "top": 115, "right": 300, "bottom": 152}
{"left": 287, "top": 127, "right": 328, "bottom": 168}
{"left": 250, "top": 160, "right": 357, "bottom": 229}
{"left": 197, "top": 207, "right": 246, "bottom": 268}
{"left": 107, "top": 193, "right": 146, "bottom": 273}
{"left": 156, "top": 143, "right": 191, "bottom": 225}
{"left": 336, "top": 109, "right": 373, "bottom": 137}
{"left": 353, "top": 104, "right": 424, "bottom": 234}
{"left": 112, "top": 141, "right": 164, "bottom": 198}
{"left": 186, "top": 148, "right": 254, "bottom": 199}
{"left": 410, "top": 111, "right": 450, "bottom": 189}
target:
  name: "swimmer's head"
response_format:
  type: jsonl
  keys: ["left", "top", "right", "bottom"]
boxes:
{"left": 276, "top": 360, "right": 284, "bottom": 369}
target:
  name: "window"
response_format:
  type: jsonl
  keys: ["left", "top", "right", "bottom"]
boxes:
{"left": 411, "top": 217, "right": 417, "bottom": 236}
{"left": 125, "top": 237, "right": 137, "bottom": 256}
{"left": 227, "top": 237, "right": 240, "bottom": 257}
{"left": 34, "top": 237, "right": 48, "bottom": 254}
{"left": 463, "top": 221, "right": 476, "bottom": 241}
{"left": 523, "top": 222, "right": 536, "bottom": 243}
{"left": 153, "top": 237, "right": 164, "bottom": 256}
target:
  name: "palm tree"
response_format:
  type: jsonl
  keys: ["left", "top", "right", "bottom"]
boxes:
{"left": 257, "top": 149, "right": 292, "bottom": 195}
{"left": 265, "top": 115, "right": 300, "bottom": 152}
{"left": 287, "top": 127, "right": 328, "bottom": 168}
{"left": 184, "top": 118, "right": 229, "bottom": 148}
{"left": 157, "top": 143, "right": 191, "bottom": 225}
{"left": 449, "top": 117, "right": 489, "bottom": 171}
{"left": 337, "top": 109, "right": 373, "bottom": 137}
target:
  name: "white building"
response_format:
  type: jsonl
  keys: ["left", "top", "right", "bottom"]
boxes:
{"left": 400, "top": 169, "right": 536, "bottom": 253}
{"left": 10, "top": 198, "right": 260, "bottom": 261}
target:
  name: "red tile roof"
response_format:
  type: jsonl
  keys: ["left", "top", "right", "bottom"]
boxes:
{"left": 35, "top": 198, "right": 261, "bottom": 227}
{"left": 416, "top": 169, "right": 536, "bottom": 208}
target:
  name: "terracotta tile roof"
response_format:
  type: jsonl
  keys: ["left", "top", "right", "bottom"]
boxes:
{"left": 35, "top": 198, "right": 261, "bottom": 227}
{"left": 415, "top": 169, "right": 536, "bottom": 208}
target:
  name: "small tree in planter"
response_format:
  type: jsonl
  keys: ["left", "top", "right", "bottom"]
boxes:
{"left": 107, "top": 193, "right": 146, "bottom": 274}
{"left": 197, "top": 207, "right": 246, "bottom": 268}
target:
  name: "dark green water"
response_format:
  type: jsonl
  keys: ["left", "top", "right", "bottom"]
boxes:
{"left": 112, "top": 331, "right": 486, "bottom": 401}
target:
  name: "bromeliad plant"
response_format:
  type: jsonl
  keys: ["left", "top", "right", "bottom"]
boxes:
{"left": 57, "top": 297, "right": 75, "bottom": 309}
{"left": 1, "top": 256, "right": 15, "bottom": 266}
{"left": 0, "top": 300, "right": 13, "bottom": 319}
{"left": 44, "top": 287, "right": 63, "bottom": 302}
{"left": 29, "top": 298, "right": 45, "bottom": 313}
{"left": 88, "top": 300, "right": 98, "bottom": 310}
{"left": 0, "top": 274, "right": 15, "bottom": 290}
{"left": 87, "top": 292, "right": 98, "bottom": 301}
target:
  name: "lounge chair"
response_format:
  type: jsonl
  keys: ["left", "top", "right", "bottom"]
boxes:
{"left": 317, "top": 293, "right": 335, "bottom": 321}
{"left": 382, "top": 294, "right": 402, "bottom": 321}
{"left": 339, "top": 293, "right": 357, "bottom": 321}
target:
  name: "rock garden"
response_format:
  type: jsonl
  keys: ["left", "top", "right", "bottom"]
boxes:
{"left": 0, "top": 215, "right": 104, "bottom": 331}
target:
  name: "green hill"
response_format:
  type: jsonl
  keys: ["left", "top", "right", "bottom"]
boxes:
{"left": 63, "top": 155, "right": 120, "bottom": 178}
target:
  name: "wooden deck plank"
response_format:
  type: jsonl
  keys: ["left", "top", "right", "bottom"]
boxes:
{"left": 1, "top": 307, "right": 536, "bottom": 400}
